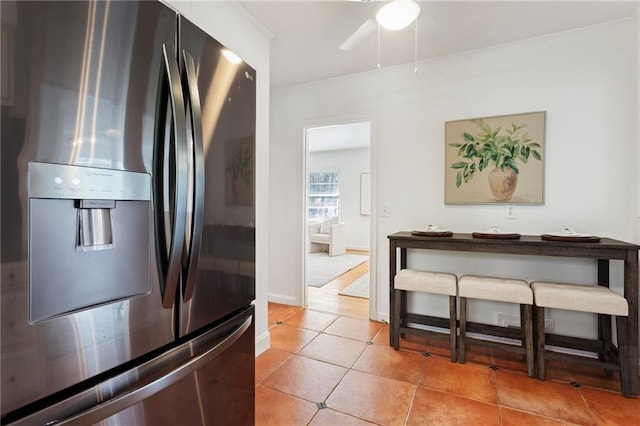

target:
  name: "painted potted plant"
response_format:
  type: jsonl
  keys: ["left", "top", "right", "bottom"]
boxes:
{"left": 448, "top": 119, "right": 542, "bottom": 201}
{"left": 226, "top": 146, "right": 252, "bottom": 204}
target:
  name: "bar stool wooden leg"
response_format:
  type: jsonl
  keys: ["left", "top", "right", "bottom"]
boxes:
{"left": 519, "top": 304, "right": 528, "bottom": 362}
{"left": 617, "top": 315, "right": 632, "bottom": 397}
{"left": 519, "top": 304, "right": 526, "bottom": 350}
{"left": 449, "top": 295, "right": 457, "bottom": 362}
{"left": 393, "top": 289, "right": 402, "bottom": 349}
{"left": 400, "top": 289, "right": 408, "bottom": 334}
{"left": 459, "top": 297, "right": 467, "bottom": 364}
{"left": 600, "top": 313, "right": 613, "bottom": 377}
{"left": 536, "top": 306, "right": 546, "bottom": 380}
{"left": 599, "top": 313, "right": 612, "bottom": 360}
{"left": 522, "top": 304, "right": 534, "bottom": 378}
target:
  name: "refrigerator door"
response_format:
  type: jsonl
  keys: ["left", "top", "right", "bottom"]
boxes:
{"left": 1, "top": 0, "right": 177, "bottom": 415}
{"left": 178, "top": 17, "right": 257, "bottom": 335}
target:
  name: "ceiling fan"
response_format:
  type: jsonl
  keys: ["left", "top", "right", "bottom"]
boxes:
{"left": 340, "top": 0, "right": 422, "bottom": 51}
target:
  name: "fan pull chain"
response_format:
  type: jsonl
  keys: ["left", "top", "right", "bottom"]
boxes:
{"left": 414, "top": 18, "right": 418, "bottom": 73}
{"left": 377, "top": 23, "right": 381, "bottom": 69}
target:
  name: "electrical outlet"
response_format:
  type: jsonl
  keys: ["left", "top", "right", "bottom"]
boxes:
{"left": 381, "top": 204, "right": 390, "bottom": 217}
{"left": 496, "top": 312, "right": 553, "bottom": 332}
{"left": 505, "top": 206, "right": 517, "bottom": 219}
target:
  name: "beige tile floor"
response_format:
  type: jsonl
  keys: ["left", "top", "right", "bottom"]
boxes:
{"left": 256, "top": 303, "right": 639, "bottom": 426}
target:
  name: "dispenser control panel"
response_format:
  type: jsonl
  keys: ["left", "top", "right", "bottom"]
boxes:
{"left": 28, "top": 162, "right": 150, "bottom": 201}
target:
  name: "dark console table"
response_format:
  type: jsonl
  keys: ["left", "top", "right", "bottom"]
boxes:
{"left": 388, "top": 231, "right": 639, "bottom": 394}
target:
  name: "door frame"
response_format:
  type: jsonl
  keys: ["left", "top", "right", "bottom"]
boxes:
{"left": 299, "top": 112, "right": 378, "bottom": 319}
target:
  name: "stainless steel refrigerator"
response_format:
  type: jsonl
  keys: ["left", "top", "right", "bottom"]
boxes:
{"left": 1, "top": 1, "right": 256, "bottom": 424}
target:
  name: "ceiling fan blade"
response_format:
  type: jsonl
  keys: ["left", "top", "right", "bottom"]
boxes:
{"left": 339, "top": 18, "right": 377, "bottom": 51}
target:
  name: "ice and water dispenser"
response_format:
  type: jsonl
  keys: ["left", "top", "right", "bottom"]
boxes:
{"left": 28, "top": 162, "right": 152, "bottom": 323}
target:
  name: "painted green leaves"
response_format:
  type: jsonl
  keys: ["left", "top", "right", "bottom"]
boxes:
{"left": 448, "top": 119, "right": 542, "bottom": 188}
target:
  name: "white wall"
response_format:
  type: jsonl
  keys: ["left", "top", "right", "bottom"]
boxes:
{"left": 636, "top": 11, "right": 640, "bottom": 244}
{"left": 270, "top": 18, "right": 639, "bottom": 342}
{"left": 309, "top": 147, "right": 370, "bottom": 250}
{"left": 165, "top": 0, "right": 271, "bottom": 355}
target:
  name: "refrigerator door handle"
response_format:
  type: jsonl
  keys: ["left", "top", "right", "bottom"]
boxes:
{"left": 181, "top": 50, "right": 205, "bottom": 302}
{"left": 12, "top": 314, "right": 253, "bottom": 426}
{"left": 153, "top": 44, "right": 189, "bottom": 309}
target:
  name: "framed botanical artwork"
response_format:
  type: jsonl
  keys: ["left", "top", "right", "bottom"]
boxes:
{"left": 444, "top": 111, "right": 546, "bottom": 204}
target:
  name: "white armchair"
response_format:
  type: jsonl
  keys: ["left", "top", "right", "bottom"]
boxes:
{"left": 308, "top": 218, "right": 346, "bottom": 257}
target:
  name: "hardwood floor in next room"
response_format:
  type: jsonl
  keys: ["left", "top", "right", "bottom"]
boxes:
{"left": 307, "top": 250, "right": 369, "bottom": 318}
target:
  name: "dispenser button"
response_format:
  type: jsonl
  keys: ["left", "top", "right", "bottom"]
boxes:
{"left": 79, "top": 199, "right": 115, "bottom": 209}
{"left": 54, "top": 177, "right": 63, "bottom": 185}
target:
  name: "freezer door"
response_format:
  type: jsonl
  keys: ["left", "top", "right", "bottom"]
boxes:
{"left": 178, "top": 17, "right": 257, "bottom": 335}
{"left": 1, "top": 0, "right": 177, "bottom": 415}
{"left": 3, "top": 307, "right": 255, "bottom": 426}
{"left": 95, "top": 308, "right": 255, "bottom": 426}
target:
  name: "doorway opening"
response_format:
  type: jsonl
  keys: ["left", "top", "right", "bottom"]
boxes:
{"left": 302, "top": 120, "right": 374, "bottom": 318}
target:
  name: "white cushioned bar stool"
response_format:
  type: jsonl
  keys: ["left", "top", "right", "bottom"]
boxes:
{"left": 393, "top": 269, "right": 458, "bottom": 362}
{"left": 531, "top": 281, "right": 631, "bottom": 397}
{"left": 458, "top": 275, "right": 535, "bottom": 377}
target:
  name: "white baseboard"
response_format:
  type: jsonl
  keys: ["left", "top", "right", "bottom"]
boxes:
{"left": 347, "top": 245, "right": 370, "bottom": 252}
{"left": 255, "top": 330, "right": 270, "bottom": 357}
{"left": 377, "top": 310, "right": 389, "bottom": 324}
{"left": 267, "top": 293, "right": 300, "bottom": 306}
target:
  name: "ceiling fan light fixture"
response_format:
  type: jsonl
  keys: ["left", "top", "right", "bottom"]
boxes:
{"left": 375, "top": 0, "right": 421, "bottom": 31}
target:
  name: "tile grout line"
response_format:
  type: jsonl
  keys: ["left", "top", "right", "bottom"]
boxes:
{"left": 576, "top": 384, "right": 604, "bottom": 425}
{"left": 402, "top": 353, "right": 432, "bottom": 425}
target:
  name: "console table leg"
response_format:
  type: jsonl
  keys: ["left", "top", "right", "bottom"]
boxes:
{"left": 624, "top": 251, "right": 638, "bottom": 395}
{"left": 389, "top": 240, "right": 397, "bottom": 347}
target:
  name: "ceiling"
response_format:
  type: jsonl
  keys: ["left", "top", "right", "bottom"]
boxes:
{"left": 234, "top": 0, "right": 639, "bottom": 88}
{"left": 308, "top": 121, "right": 371, "bottom": 152}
